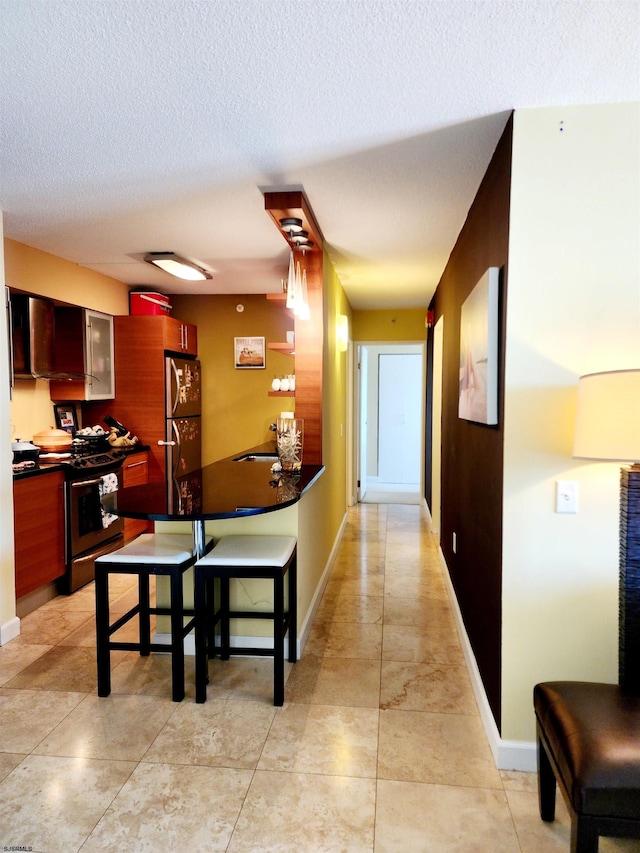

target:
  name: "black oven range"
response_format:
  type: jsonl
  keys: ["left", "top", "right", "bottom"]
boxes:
{"left": 45, "top": 446, "right": 127, "bottom": 594}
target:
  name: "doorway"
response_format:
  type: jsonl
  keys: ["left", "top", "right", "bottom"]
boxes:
{"left": 356, "top": 343, "right": 425, "bottom": 504}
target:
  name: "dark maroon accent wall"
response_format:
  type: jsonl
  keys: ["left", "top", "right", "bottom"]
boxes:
{"left": 428, "top": 115, "right": 512, "bottom": 731}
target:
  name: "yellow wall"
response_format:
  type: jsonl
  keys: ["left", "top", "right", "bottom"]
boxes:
{"left": 169, "top": 293, "right": 294, "bottom": 465}
{"left": 6, "top": 239, "right": 130, "bottom": 442}
{"left": 353, "top": 308, "right": 426, "bottom": 341}
{"left": 502, "top": 103, "right": 640, "bottom": 742}
{"left": 157, "top": 252, "right": 352, "bottom": 646}
{"left": 323, "top": 256, "right": 351, "bottom": 534}
{"left": 5, "top": 239, "right": 130, "bottom": 314}
{"left": 163, "top": 255, "right": 352, "bottom": 642}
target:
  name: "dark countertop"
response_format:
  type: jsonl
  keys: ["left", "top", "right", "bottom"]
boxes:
{"left": 12, "top": 444, "right": 151, "bottom": 481}
{"left": 103, "top": 443, "right": 325, "bottom": 521}
{"left": 12, "top": 461, "right": 65, "bottom": 482}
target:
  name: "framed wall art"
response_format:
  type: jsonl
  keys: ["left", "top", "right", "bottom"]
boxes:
{"left": 53, "top": 403, "right": 78, "bottom": 434}
{"left": 234, "top": 336, "right": 266, "bottom": 369}
{"left": 458, "top": 267, "right": 499, "bottom": 425}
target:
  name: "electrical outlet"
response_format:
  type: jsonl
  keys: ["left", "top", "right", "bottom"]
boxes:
{"left": 556, "top": 480, "right": 579, "bottom": 514}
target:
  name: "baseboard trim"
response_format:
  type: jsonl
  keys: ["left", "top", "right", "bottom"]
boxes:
{"left": 0, "top": 616, "right": 20, "bottom": 646}
{"left": 437, "top": 545, "right": 536, "bottom": 772}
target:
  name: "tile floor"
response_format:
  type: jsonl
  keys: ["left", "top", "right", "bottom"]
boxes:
{"left": 1, "top": 502, "right": 638, "bottom": 852}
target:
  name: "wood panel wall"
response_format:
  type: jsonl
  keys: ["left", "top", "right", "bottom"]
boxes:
{"left": 265, "top": 191, "right": 324, "bottom": 465}
{"left": 428, "top": 115, "right": 513, "bottom": 731}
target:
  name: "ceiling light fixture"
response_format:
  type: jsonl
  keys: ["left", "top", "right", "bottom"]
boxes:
{"left": 280, "top": 217, "right": 304, "bottom": 236}
{"left": 144, "top": 252, "right": 212, "bottom": 281}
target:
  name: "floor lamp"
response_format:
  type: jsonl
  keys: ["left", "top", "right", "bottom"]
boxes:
{"left": 573, "top": 369, "right": 640, "bottom": 695}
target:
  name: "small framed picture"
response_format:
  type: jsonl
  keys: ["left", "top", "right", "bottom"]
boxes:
{"left": 53, "top": 404, "right": 78, "bottom": 434}
{"left": 234, "top": 336, "right": 266, "bottom": 369}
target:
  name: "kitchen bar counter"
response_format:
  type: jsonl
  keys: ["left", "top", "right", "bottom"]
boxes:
{"left": 104, "top": 443, "right": 324, "bottom": 523}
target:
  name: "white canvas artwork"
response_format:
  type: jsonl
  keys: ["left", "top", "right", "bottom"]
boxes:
{"left": 458, "top": 267, "right": 499, "bottom": 425}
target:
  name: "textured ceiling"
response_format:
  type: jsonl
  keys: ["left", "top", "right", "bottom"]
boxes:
{"left": 1, "top": 1, "right": 638, "bottom": 309}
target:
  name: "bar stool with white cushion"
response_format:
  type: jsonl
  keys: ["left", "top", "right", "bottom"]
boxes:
{"left": 194, "top": 534, "right": 297, "bottom": 706}
{"left": 95, "top": 532, "right": 213, "bottom": 702}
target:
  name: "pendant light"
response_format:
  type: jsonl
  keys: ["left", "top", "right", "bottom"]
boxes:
{"left": 286, "top": 251, "right": 297, "bottom": 311}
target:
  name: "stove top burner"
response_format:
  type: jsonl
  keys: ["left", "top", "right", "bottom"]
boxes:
{"left": 65, "top": 450, "right": 124, "bottom": 469}
{"left": 38, "top": 447, "right": 126, "bottom": 476}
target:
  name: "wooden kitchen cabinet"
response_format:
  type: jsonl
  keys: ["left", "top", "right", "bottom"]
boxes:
{"left": 122, "top": 451, "right": 152, "bottom": 540}
{"left": 13, "top": 470, "right": 66, "bottom": 599}
{"left": 50, "top": 307, "right": 115, "bottom": 401}
{"left": 161, "top": 316, "right": 197, "bottom": 356}
{"left": 83, "top": 315, "right": 198, "bottom": 485}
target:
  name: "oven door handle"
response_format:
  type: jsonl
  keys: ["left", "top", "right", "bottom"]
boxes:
{"left": 70, "top": 477, "right": 104, "bottom": 488}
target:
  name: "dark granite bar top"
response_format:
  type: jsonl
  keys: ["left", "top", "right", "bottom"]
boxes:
{"left": 103, "top": 443, "right": 325, "bottom": 522}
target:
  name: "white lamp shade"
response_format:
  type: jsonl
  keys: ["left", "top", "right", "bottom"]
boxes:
{"left": 573, "top": 369, "right": 640, "bottom": 462}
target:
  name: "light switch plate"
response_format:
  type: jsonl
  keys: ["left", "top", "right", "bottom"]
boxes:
{"left": 556, "top": 480, "right": 579, "bottom": 514}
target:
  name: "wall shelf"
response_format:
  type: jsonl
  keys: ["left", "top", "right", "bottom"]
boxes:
{"left": 268, "top": 390, "right": 295, "bottom": 397}
{"left": 268, "top": 342, "right": 295, "bottom": 356}
{"left": 266, "top": 292, "right": 293, "bottom": 318}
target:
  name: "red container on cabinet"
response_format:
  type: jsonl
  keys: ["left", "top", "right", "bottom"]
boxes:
{"left": 129, "top": 292, "right": 172, "bottom": 316}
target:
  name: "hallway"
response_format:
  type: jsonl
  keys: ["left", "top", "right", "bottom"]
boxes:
{"left": 0, "top": 503, "right": 635, "bottom": 851}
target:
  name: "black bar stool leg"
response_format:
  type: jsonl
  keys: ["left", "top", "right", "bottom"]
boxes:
{"left": 288, "top": 555, "right": 297, "bottom": 663}
{"left": 169, "top": 567, "right": 185, "bottom": 702}
{"left": 273, "top": 572, "right": 284, "bottom": 706}
{"left": 138, "top": 572, "right": 151, "bottom": 656}
{"left": 194, "top": 567, "right": 208, "bottom": 704}
{"left": 95, "top": 563, "right": 111, "bottom": 697}
{"left": 205, "top": 575, "right": 216, "bottom": 659}
{"left": 220, "top": 577, "right": 230, "bottom": 660}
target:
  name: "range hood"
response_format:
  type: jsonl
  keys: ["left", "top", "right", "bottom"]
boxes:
{"left": 10, "top": 292, "right": 85, "bottom": 381}
{"left": 11, "top": 293, "right": 56, "bottom": 379}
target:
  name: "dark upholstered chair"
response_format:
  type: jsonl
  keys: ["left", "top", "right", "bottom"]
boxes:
{"left": 534, "top": 681, "right": 640, "bottom": 853}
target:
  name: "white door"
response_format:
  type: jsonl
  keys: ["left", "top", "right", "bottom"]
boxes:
{"left": 431, "top": 317, "right": 444, "bottom": 538}
{"left": 378, "top": 353, "right": 422, "bottom": 484}
{"left": 357, "top": 346, "right": 368, "bottom": 501}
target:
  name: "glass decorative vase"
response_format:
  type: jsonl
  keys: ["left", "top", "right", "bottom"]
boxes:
{"left": 276, "top": 418, "right": 304, "bottom": 472}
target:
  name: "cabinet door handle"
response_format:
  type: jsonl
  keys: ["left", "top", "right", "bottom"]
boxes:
{"left": 157, "top": 440, "right": 176, "bottom": 446}
{"left": 125, "top": 460, "right": 147, "bottom": 469}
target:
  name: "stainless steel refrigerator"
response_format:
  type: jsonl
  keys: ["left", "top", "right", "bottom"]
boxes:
{"left": 165, "top": 356, "right": 202, "bottom": 480}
